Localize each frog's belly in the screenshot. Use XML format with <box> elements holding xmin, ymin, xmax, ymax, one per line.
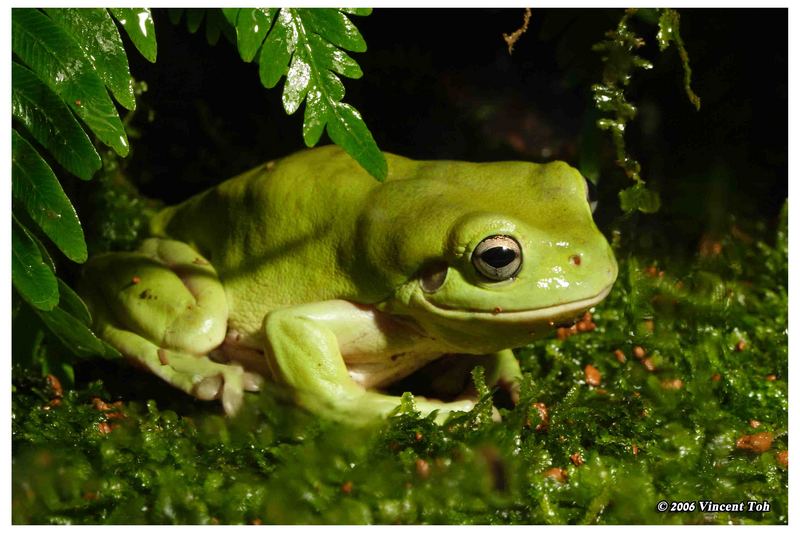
<box><xmin>344</xmin><ymin>350</ymin><xmax>444</xmax><ymax>389</ymax></box>
<box><xmin>214</xmin><ymin>325</ymin><xmax>446</xmax><ymax>390</ymax></box>
<box><xmin>215</xmin><ymin>299</ymin><xmax>453</xmax><ymax>390</ymax></box>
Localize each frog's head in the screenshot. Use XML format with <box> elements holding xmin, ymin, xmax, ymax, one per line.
<box><xmin>361</xmin><ymin>156</ymin><xmax>618</xmax><ymax>353</ymax></box>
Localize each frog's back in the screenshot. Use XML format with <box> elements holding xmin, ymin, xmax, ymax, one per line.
<box><xmin>149</xmin><ymin>146</ymin><xmax>413</xmax><ymax>339</ymax></box>
<box><xmin>149</xmin><ymin>145</ymin><xmax>564</xmax><ymax>344</ymax></box>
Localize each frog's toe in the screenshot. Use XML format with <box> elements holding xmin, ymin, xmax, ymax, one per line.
<box><xmin>218</xmin><ymin>365</ymin><xmax>246</xmax><ymax>415</ymax></box>
<box><xmin>189</xmin><ymin>364</ymin><xmax>250</xmax><ymax>415</ymax></box>
<box><xmin>194</xmin><ymin>374</ymin><xmax>223</xmax><ymax>400</ymax></box>
<box><xmin>242</xmin><ymin>371</ymin><xmax>264</xmax><ymax>392</ymax></box>
<box><xmin>221</xmin><ymin>383</ymin><xmax>244</xmax><ymax>415</ymax></box>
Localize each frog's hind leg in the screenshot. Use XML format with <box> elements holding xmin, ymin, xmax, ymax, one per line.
<box><xmin>80</xmin><ymin>238</ymin><xmax>261</xmax><ymax>414</ymax></box>
<box><xmin>98</xmin><ymin>321</ymin><xmax>256</xmax><ymax>413</ymax></box>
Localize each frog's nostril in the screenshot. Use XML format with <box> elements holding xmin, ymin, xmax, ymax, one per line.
<box><xmin>569</xmin><ymin>254</ymin><xmax>582</xmax><ymax>266</ymax></box>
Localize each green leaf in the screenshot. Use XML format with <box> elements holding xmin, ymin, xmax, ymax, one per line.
<box><xmin>309</xmin><ymin>33</ymin><xmax>363</xmax><ymax>79</ymax></box>
<box><xmin>282</xmin><ymin>52</ymin><xmax>312</xmax><ymax>114</ymax></box>
<box><xmin>167</xmin><ymin>8</ymin><xmax>184</xmax><ymax>25</ymax></box>
<box><xmin>45</xmin><ymin>279</ymin><xmax>122</xmax><ymax>359</ymax></box>
<box><xmin>185</xmin><ymin>8</ymin><xmax>205</xmax><ymax>34</ymax></box>
<box><xmin>303</xmin><ymin>88</ymin><xmax>327</xmax><ymax>146</ymax></box>
<box><xmin>12</xmin><ymin>216</ymin><xmax>59</xmax><ymax>311</ymax></box>
<box><xmin>44</xmin><ymin>8</ymin><xmax>136</xmax><ymax>110</ymax></box>
<box><xmin>259</xmin><ymin>10</ymin><xmax>294</xmax><ymax>89</ymax></box>
<box><xmin>326</xmin><ymin>103</ymin><xmax>387</xmax><ymax>181</ymax></box>
<box><xmin>171</xmin><ymin>8</ymin><xmax>231</xmax><ymax>46</ymax></box>
<box><xmin>340</xmin><ymin>8</ymin><xmax>372</xmax><ymax>16</ymax></box>
<box><xmin>299</xmin><ymin>9</ymin><xmax>367</xmax><ymax>53</ymax></box>
<box><xmin>56</xmin><ymin>278</ymin><xmax>92</xmax><ymax>326</ymax></box>
<box><xmin>110</xmin><ymin>8</ymin><xmax>157</xmax><ymax>63</ymax></box>
<box><xmin>34</xmin><ymin>304</ymin><xmax>121</xmax><ymax>360</ymax></box>
<box><xmin>253</xmin><ymin>8</ymin><xmax>386</xmax><ymax>180</ymax></box>
<box><xmin>33</xmin><ymin>229</ymin><xmax>57</xmax><ymax>273</ymax></box>
<box><xmin>222</xmin><ymin>8</ymin><xmax>239</xmax><ymax>26</ymax></box>
<box><xmin>204</xmin><ymin>9</ymin><xmax>228</xmax><ymax>46</ymax></box>
<box><xmin>12</xmin><ymin>61</ymin><xmax>101</xmax><ymax>181</ymax></box>
<box><xmin>619</xmin><ymin>183</ymin><xmax>661</xmax><ymax>214</ymax></box>
<box><xmin>15</xmin><ymin>270</ymin><xmax>121</xmax><ymax>361</ymax></box>
<box><xmin>235</xmin><ymin>8</ymin><xmax>278</xmax><ymax>62</ymax></box>
<box><xmin>319</xmin><ymin>69</ymin><xmax>345</xmax><ymax>100</ymax></box>
<box><xmin>12</xmin><ymin>8</ymin><xmax>130</xmax><ymax>156</ymax></box>
<box><xmin>12</xmin><ymin>129</ymin><xmax>88</xmax><ymax>263</ymax></box>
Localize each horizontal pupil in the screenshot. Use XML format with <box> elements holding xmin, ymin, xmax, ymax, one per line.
<box><xmin>481</xmin><ymin>246</ymin><xmax>516</xmax><ymax>268</ymax></box>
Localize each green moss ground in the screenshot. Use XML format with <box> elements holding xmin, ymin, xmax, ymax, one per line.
<box><xmin>12</xmin><ymin>207</ymin><xmax>787</xmax><ymax>524</ymax></box>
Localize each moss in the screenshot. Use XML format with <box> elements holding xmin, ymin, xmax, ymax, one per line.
<box><xmin>12</xmin><ymin>206</ymin><xmax>787</xmax><ymax>524</ymax></box>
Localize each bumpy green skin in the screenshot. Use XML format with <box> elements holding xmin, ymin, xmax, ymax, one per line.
<box><xmin>80</xmin><ymin>145</ymin><xmax>617</xmax><ymax>424</ymax></box>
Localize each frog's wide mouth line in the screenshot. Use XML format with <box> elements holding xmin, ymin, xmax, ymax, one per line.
<box><xmin>417</xmin><ymin>283</ymin><xmax>615</xmax><ymax>323</ymax></box>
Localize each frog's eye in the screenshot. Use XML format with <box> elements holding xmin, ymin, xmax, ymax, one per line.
<box><xmin>584</xmin><ymin>178</ymin><xmax>598</xmax><ymax>214</ymax></box>
<box><xmin>472</xmin><ymin>235</ymin><xmax>522</xmax><ymax>281</ymax></box>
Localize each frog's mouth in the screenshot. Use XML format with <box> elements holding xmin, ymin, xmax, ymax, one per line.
<box><xmin>415</xmin><ymin>282</ymin><xmax>614</xmax><ymax>325</ymax></box>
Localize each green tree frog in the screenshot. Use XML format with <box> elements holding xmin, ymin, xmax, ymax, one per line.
<box><xmin>80</xmin><ymin>146</ymin><xmax>617</xmax><ymax>424</ymax></box>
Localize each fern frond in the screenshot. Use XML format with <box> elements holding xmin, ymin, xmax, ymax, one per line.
<box><xmin>12</xmin><ymin>215</ymin><xmax>59</xmax><ymax>311</ymax></box>
<box><xmin>168</xmin><ymin>7</ymin><xmax>385</xmax><ymax>179</ymax></box>
<box><xmin>11</xmin><ymin>130</ymin><xmax>87</xmax><ymax>263</ymax></box>
<box><xmin>12</xmin><ymin>62</ymin><xmax>102</xmax><ymax>181</ymax></box>
<box><xmin>12</xmin><ymin>8</ymin><xmax>130</xmax><ymax>156</ymax></box>
<box><xmin>33</xmin><ymin>279</ymin><xmax>122</xmax><ymax>360</ymax></box>
<box><xmin>230</xmin><ymin>7</ymin><xmax>387</xmax><ymax>181</ymax></box>
<box><xmin>45</xmin><ymin>8</ymin><xmax>137</xmax><ymax>110</ymax></box>
<box><xmin>170</xmin><ymin>8</ymin><xmax>235</xmax><ymax>46</ymax></box>
<box><xmin>11</xmin><ymin>7</ymin><xmax>151</xmax><ymax>358</ymax></box>
<box><xmin>109</xmin><ymin>8</ymin><xmax>157</xmax><ymax>63</ymax></box>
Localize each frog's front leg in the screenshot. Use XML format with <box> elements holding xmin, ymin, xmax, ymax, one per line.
<box><xmin>263</xmin><ymin>300</ymin><xmax>475</xmax><ymax>425</ymax></box>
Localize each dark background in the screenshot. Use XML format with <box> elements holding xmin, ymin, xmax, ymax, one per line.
<box><xmin>122</xmin><ymin>8</ymin><xmax>787</xmax><ymax>255</ymax></box>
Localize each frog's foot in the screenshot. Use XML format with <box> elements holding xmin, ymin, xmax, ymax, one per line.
<box><xmin>101</xmin><ymin>324</ymin><xmax>260</xmax><ymax>415</ymax></box>
<box><xmin>80</xmin><ymin>238</ymin><xmax>255</xmax><ymax>414</ymax></box>
<box><xmin>193</xmin><ymin>363</ymin><xmax>265</xmax><ymax>410</ymax></box>
<box><xmin>159</xmin><ymin>348</ymin><xmax>249</xmax><ymax>415</ymax></box>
